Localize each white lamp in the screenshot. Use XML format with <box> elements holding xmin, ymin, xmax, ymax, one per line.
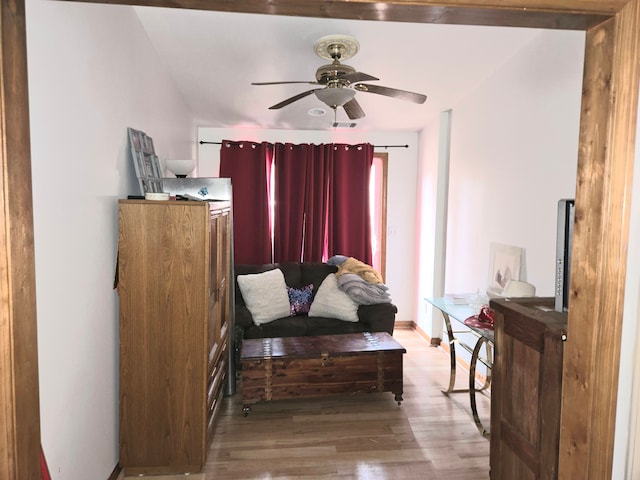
<box><xmin>165</xmin><ymin>159</ymin><xmax>195</xmax><ymax>178</ymax></box>
<box><xmin>314</xmin><ymin>87</ymin><xmax>356</xmax><ymax>108</ymax></box>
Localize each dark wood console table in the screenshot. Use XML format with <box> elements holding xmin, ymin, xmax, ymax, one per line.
<box><xmin>489</xmin><ymin>297</ymin><xmax>567</xmax><ymax>480</ymax></box>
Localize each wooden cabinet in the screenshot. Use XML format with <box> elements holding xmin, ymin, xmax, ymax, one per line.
<box><xmin>489</xmin><ymin>297</ymin><xmax>567</xmax><ymax>480</ymax></box>
<box><xmin>117</xmin><ymin>199</ymin><xmax>232</xmax><ymax>475</ymax></box>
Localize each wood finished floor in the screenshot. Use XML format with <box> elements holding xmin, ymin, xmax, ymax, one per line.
<box><xmin>124</xmin><ymin>328</ymin><xmax>490</xmax><ymax>479</ymax></box>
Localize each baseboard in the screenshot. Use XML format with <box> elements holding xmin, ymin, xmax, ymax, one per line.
<box><xmin>394</xmin><ymin>320</ymin><xmax>413</xmax><ymax>330</ymax></box>
<box><xmin>109</xmin><ymin>463</ymin><xmax>123</xmax><ymax>480</ymax></box>
<box><xmin>411</xmin><ymin>321</ymin><xmax>442</xmax><ymax>347</ymax></box>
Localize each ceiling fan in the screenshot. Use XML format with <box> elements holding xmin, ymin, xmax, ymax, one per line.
<box><xmin>251</xmin><ymin>34</ymin><xmax>427</xmax><ymax>120</ymax></box>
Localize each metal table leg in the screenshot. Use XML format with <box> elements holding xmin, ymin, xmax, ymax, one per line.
<box><xmin>469</xmin><ymin>336</ymin><xmax>492</xmax><ymax>438</ymax></box>
<box><xmin>441</xmin><ymin>311</ymin><xmax>471</xmax><ymax>395</ymax></box>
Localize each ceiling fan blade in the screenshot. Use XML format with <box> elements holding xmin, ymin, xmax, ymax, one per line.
<box><xmin>252</xmin><ymin>81</ymin><xmax>319</xmax><ymax>86</ymax></box>
<box><xmin>269</xmin><ymin>89</ymin><xmax>319</xmax><ymax>109</ymax></box>
<box><xmin>343</xmin><ymin>98</ymin><xmax>365</xmax><ymax>120</ymax></box>
<box><xmin>341</xmin><ymin>72</ymin><xmax>379</xmax><ymax>84</ymax></box>
<box><xmin>355</xmin><ymin>84</ymin><xmax>427</xmax><ymax>104</ymax></box>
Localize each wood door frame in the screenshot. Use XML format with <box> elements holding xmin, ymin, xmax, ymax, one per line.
<box><xmin>372</xmin><ymin>152</ymin><xmax>389</xmax><ymax>282</ymax></box>
<box><xmin>3</xmin><ymin>1</ymin><xmax>638</xmax><ymax>478</ymax></box>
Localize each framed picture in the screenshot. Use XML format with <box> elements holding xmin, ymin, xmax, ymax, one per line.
<box><xmin>144</xmin><ymin>179</ymin><xmax>164</xmax><ymax>193</ymax></box>
<box><xmin>128</xmin><ymin>127</ymin><xmax>162</xmax><ymax>194</ymax></box>
<box><xmin>129</xmin><ymin>130</ymin><xmax>142</xmax><ymax>151</ymax></box>
<box><xmin>145</xmin><ymin>136</ymin><xmax>155</xmax><ymax>154</ymax></box>
<box><xmin>132</xmin><ymin>151</ymin><xmax>146</xmax><ymax>179</ymax></box>
<box><xmin>150</xmin><ymin>154</ymin><xmax>161</xmax><ymax>178</ymax></box>
<box><xmin>488</xmin><ymin>243</ymin><xmax>525</xmax><ymax>292</ymax></box>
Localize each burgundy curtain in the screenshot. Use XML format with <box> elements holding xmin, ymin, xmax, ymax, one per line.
<box><xmin>272</xmin><ymin>142</ymin><xmax>373</xmax><ymax>264</ymax></box>
<box><xmin>302</xmin><ymin>145</ymin><xmax>331</xmax><ymax>262</ymax></box>
<box><xmin>325</xmin><ymin>143</ymin><xmax>373</xmax><ymax>264</ymax></box>
<box><xmin>272</xmin><ymin>143</ymin><xmax>308</xmax><ymax>262</ymax></box>
<box><xmin>219</xmin><ymin>140</ymin><xmax>273</xmax><ymax>265</ymax></box>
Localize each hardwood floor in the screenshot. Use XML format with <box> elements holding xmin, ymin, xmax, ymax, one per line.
<box><xmin>124</xmin><ymin>328</ymin><xmax>490</xmax><ymax>479</ymax></box>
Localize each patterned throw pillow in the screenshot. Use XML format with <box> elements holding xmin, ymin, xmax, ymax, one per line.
<box><xmin>287</xmin><ymin>284</ymin><xmax>314</xmax><ymax>316</ymax></box>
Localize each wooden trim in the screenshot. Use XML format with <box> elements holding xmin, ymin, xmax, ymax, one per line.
<box><xmin>108</xmin><ymin>464</ymin><xmax>123</xmax><ymax>480</ymax></box>
<box><xmin>75</xmin><ymin>0</ymin><xmax>618</xmax><ymax>29</ymax></box>
<box><xmin>393</xmin><ymin>320</ymin><xmax>414</xmax><ymax>330</ymax></box>
<box><xmin>0</xmin><ymin>0</ymin><xmax>42</xmax><ymax>478</ymax></box>
<box><xmin>412</xmin><ymin>321</ymin><xmax>443</xmax><ymax>349</ymax></box>
<box><xmin>559</xmin><ymin>1</ymin><xmax>640</xmax><ymax>478</ymax></box>
<box><xmin>374</xmin><ymin>152</ymin><xmax>388</xmax><ymax>282</ymax></box>
<box><xmin>3</xmin><ymin>2</ymin><xmax>638</xmax><ymax>479</ymax></box>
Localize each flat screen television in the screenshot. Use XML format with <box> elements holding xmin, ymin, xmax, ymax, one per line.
<box><xmin>555</xmin><ymin>199</ymin><xmax>575</xmax><ymax>312</ymax></box>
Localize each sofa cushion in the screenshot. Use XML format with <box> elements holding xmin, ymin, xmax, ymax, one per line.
<box><xmin>287</xmin><ymin>284</ymin><xmax>314</xmax><ymax>315</ymax></box>
<box><xmin>308</xmin><ymin>273</ymin><xmax>359</xmax><ymax>322</ymax></box>
<box><xmin>299</xmin><ymin>262</ymin><xmax>338</xmax><ymax>291</ymax></box>
<box><xmin>237</xmin><ymin>268</ymin><xmax>290</xmax><ymax>325</ymax></box>
<box><xmin>242</xmin><ymin>316</ymin><xmax>309</xmax><ymax>339</ymax></box>
<box><xmin>304</xmin><ymin>316</ymin><xmax>367</xmax><ymax>336</ymax></box>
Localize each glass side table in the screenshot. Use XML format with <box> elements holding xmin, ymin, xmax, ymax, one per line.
<box><xmin>426</xmin><ymin>296</ymin><xmax>494</xmax><ymax>437</ymax></box>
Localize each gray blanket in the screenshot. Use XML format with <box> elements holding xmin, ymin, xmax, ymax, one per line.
<box><xmin>337</xmin><ymin>273</ymin><xmax>392</xmax><ymax>305</ymax></box>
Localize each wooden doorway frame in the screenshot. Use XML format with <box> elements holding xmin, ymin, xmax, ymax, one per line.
<box><xmin>372</xmin><ymin>151</ymin><xmax>389</xmax><ymax>282</ymax></box>
<box><xmin>2</xmin><ymin>1</ymin><xmax>638</xmax><ymax>478</ymax></box>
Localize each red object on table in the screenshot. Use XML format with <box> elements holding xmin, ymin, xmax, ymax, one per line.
<box><xmin>464</xmin><ymin>305</ymin><xmax>496</xmax><ymax>330</ymax></box>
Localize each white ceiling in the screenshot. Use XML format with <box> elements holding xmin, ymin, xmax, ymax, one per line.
<box><xmin>133</xmin><ymin>7</ymin><xmax>548</xmax><ymax>132</ymax></box>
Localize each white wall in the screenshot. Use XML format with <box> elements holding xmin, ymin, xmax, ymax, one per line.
<box><xmin>26</xmin><ymin>1</ymin><xmax>194</xmax><ymax>477</ymax></box>
<box><xmin>444</xmin><ymin>30</ymin><xmax>584</xmax><ymax>296</ymax></box>
<box><xmin>197</xmin><ymin>127</ymin><xmax>419</xmax><ymax>322</ymax></box>
<box><xmin>415</xmin><ymin>29</ymin><xmax>584</xmax><ymax>337</ymax></box>
<box><xmin>613</xmin><ymin>85</ymin><xmax>640</xmax><ymax>479</ymax></box>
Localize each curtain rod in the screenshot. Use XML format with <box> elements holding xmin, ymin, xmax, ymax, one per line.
<box><xmin>199</xmin><ymin>141</ymin><xmax>408</xmax><ymax>149</ymax></box>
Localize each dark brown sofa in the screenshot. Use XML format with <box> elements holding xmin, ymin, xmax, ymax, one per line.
<box><xmin>233</xmin><ymin>262</ymin><xmax>397</xmax><ymax>341</ymax></box>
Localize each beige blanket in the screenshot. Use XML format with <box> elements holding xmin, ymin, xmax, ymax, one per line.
<box><xmin>335</xmin><ymin>257</ymin><xmax>383</xmax><ymax>284</ymax></box>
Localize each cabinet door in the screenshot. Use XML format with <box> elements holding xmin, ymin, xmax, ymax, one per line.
<box><xmin>490</xmin><ymin>311</ymin><xmax>564</xmax><ymax>480</ymax></box>
<box><xmin>208</xmin><ymin>211</ymin><xmax>220</xmax><ymax>357</ymax></box>
<box><xmin>208</xmin><ymin>209</ymin><xmax>231</xmax><ymax>357</ymax></box>
<box><xmin>218</xmin><ymin>209</ymin><xmax>231</xmax><ymax>340</ymax></box>
<box><xmin>118</xmin><ymin>201</ymin><xmax>209</xmax><ymax>473</ymax></box>
<box><xmin>206</xmin><ymin>208</ymin><xmax>230</xmax><ymax>443</ymax></box>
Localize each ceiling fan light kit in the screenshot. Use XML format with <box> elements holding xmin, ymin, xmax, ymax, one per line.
<box><xmin>313</xmin><ymin>34</ymin><xmax>360</xmax><ymax>61</ymax></box>
<box><xmin>251</xmin><ymin>34</ymin><xmax>427</xmax><ymax>121</ymax></box>
<box><xmin>314</xmin><ymin>87</ymin><xmax>356</xmax><ymax>108</ymax></box>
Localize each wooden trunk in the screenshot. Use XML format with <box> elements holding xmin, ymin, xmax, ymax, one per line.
<box><xmin>490</xmin><ymin>297</ymin><xmax>567</xmax><ymax>480</ymax></box>
<box><xmin>240</xmin><ymin>332</ymin><xmax>405</xmax><ymax>409</ymax></box>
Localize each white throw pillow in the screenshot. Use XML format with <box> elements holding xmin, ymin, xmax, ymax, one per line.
<box><xmin>237</xmin><ymin>269</ymin><xmax>291</xmax><ymax>325</ymax></box>
<box><xmin>308</xmin><ymin>273</ymin><xmax>359</xmax><ymax>322</ymax></box>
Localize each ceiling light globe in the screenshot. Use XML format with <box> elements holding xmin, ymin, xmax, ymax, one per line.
<box><xmin>314</xmin><ymin>88</ymin><xmax>356</xmax><ymax>108</ymax></box>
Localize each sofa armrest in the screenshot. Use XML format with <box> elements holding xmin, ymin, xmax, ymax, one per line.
<box><xmin>235</xmin><ymin>305</ymin><xmax>255</xmax><ymax>329</ymax></box>
<box><xmin>357</xmin><ymin>303</ymin><xmax>398</xmax><ymax>335</ymax></box>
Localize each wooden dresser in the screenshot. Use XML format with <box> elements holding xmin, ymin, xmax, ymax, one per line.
<box><xmin>117</xmin><ymin>199</ymin><xmax>232</xmax><ymax>475</ymax></box>
<box><xmin>489</xmin><ymin>297</ymin><xmax>567</xmax><ymax>480</ymax></box>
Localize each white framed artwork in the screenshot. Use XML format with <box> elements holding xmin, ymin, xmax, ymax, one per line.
<box><xmin>488</xmin><ymin>243</ymin><xmax>525</xmax><ymax>292</ymax></box>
